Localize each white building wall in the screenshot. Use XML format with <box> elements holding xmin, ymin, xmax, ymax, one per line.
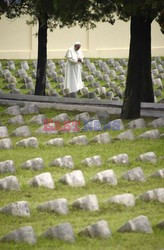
<box><xmin>0</xmin><ymin>15</ymin><xmax>163</xmax><ymax>59</ymax></box>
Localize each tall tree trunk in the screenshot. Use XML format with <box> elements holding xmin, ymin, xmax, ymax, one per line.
<box><xmin>141</xmin><ymin>18</ymin><xmax>154</xmax><ymax>102</ymax></box>
<box><xmin>35</xmin><ymin>16</ymin><xmax>47</xmax><ymax>96</ymax></box>
<box><xmin>121</xmin><ymin>15</ymin><xmax>154</xmax><ymax>119</ymax></box>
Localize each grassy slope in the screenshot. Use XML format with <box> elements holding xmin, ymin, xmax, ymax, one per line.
<box><xmin>0</xmin><ymin>105</ymin><xmax>164</xmax><ymax>250</ymax></box>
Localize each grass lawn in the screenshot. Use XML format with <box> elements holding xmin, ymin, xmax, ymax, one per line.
<box><xmin>0</xmin><ymin>104</ymin><xmax>164</xmax><ymax>250</ymax></box>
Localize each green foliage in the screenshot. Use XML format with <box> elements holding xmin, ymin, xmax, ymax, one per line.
<box><xmin>0</xmin><ymin>1</ymin><xmax>7</xmax><ymax>17</ymax></box>
<box><xmin>0</xmin><ymin>0</ymin><xmax>20</xmax><ymax>18</ymax></box>
<box><xmin>90</xmin><ymin>0</ymin><xmax>164</xmax><ymax>29</ymax></box>
<box><xmin>156</xmin><ymin>8</ymin><xmax>164</xmax><ymax>34</ymax></box>
<box><xmin>115</xmin><ymin>0</ymin><xmax>157</xmax><ymax>20</ymax></box>
<box><xmin>1</xmin><ymin>0</ymin><xmax>163</xmax><ymax>32</ymax></box>
<box><xmin>0</xmin><ymin>0</ymin><xmax>97</xmax><ymax>30</ymax></box>
<box><xmin>88</xmin><ymin>0</ymin><xmax>116</xmax><ymax>25</ymax></box>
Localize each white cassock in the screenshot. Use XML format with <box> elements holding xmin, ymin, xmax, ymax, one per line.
<box><xmin>64</xmin><ymin>45</ymin><xmax>84</xmax><ymax>93</ymax></box>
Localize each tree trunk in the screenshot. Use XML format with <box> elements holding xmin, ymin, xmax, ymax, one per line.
<box><xmin>141</xmin><ymin>18</ymin><xmax>154</xmax><ymax>102</ymax></box>
<box><xmin>35</xmin><ymin>16</ymin><xmax>47</xmax><ymax>95</ymax></box>
<box><xmin>121</xmin><ymin>15</ymin><xmax>154</xmax><ymax>119</ymax></box>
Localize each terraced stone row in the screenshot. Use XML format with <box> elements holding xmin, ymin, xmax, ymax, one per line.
<box><xmin>0</xmin><ymin>127</ymin><xmax>163</xmax><ymax>150</ymax></box>
<box><xmin>1</xmin><ymin>106</ymin><xmax>164</xmax><ymax>129</ymax></box>
<box><xmin>0</xmin><ymin>150</ymin><xmax>162</xmax><ymax>171</ymax></box>
<box><xmin>1</xmin><ymin>108</ymin><xmax>164</xmax><ymax>135</ymax></box>
<box><xmin>0</xmin><ymin>163</ymin><xmax>163</xmax><ymax>191</ymax></box>
<box><xmin>1</xmin><ymin>215</ymin><xmax>163</xmax><ymax>245</ymax></box>
<box><xmin>1</xmin><ymin>187</ymin><xmax>164</xmax><ymax>219</ymax></box>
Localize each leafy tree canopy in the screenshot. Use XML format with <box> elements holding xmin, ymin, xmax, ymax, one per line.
<box><xmin>91</xmin><ymin>0</ymin><xmax>164</xmax><ymax>30</ymax></box>
<box><xmin>115</xmin><ymin>0</ymin><xmax>164</xmax><ymax>22</ymax></box>
<box><xmin>1</xmin><ymin>0</ymin><xmax>98</xmax><ymax>30</ymax></box>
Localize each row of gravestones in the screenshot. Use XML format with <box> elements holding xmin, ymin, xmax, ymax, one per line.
<box><xmin>1</xmin><ymin>104</ymin><xmax>164</xmax><ymax>131</ymax></box>
<box><xmin>1</xmin><ymin>112</ymin><xmax>164</xmax><ymax>133</ymax></box>
<box><xmin>0</xmin><ymin>58</ymin><xmax>163</xmax><ymax>78</ymax></box>
<box><xmin>2</xmin><ymin>57</ymin><xmax>163</xmax><ymax>83</ymax></box>
<box><xmin>1</xmin><ymin>107</ymin><xmax>164</xmax><ymax>148</ymax></box>
<box><xmin>0</xmin><ymin>80</ymin><xmax>163</xmax><ymax>102</ymax></box>
<box><xmin>0</xmin><ymin>186</ymin><xmax>164</xmax><ymax>217</ymax></box>
<box><xmin>1</xmin><ymin>117</ymin><xmax>164</xmax><ymax>134</ymax></box>
<box><xmin>0</xmin><ymin>155</ymin><xmax>163</xmax><ymax>186</ymax></box>
<box><xmin>0</xmin><ymin>71</ymin><xmax>126</xmax><ymax>100</ymax></box>
<box><xmin>0</xmin><ymin>152</ymin><xmax>163</xmax><ymax>191</ymax></box>
<box><xmin>1</xmin><ymin>129</ymin><xmax>162</xmax><ymax>146</ymax></box>
<box><xmin>0</xmin><ymin>128</ymin><xmax>163</xmax><ymax>150</ymax></box>
<box><xmin>1</xmin><ymin>105</ymin><xmax>164</xmax><ymax>129</ymax></box>
<box><xmin>0</xmin><ymin>57</ymin><xmax>163</xmax><ymax>72</ymax></box>
<box><xmin>0</xmin><ymin>154</ymin><xmax>163</xmax><ymax>172</ymax></box>
<box><xmin>0</xmin><ymin>58</ymin><xmax>163</xmax><ymax>100</ymax></box>
<box><xmin>0</xmin><ymin>215</ymin><xmax>164</xmax><ymax>245</ymax></box>
<box><xmin>0</xmin><ymin>83</ymin><xmax>163</xmax><ymax>101</ymax></box>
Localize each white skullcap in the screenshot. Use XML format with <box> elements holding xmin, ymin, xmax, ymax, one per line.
<box><xmin>74</xmin><ymin>41</ymin><xmax>81</xmax><ymax>45</ymax></box>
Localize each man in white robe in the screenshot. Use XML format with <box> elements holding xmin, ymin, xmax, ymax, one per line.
<box><xmin>64</xmin><ymin>42</ymin><xmax>85</xmax><ymax>93</ymax></box>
